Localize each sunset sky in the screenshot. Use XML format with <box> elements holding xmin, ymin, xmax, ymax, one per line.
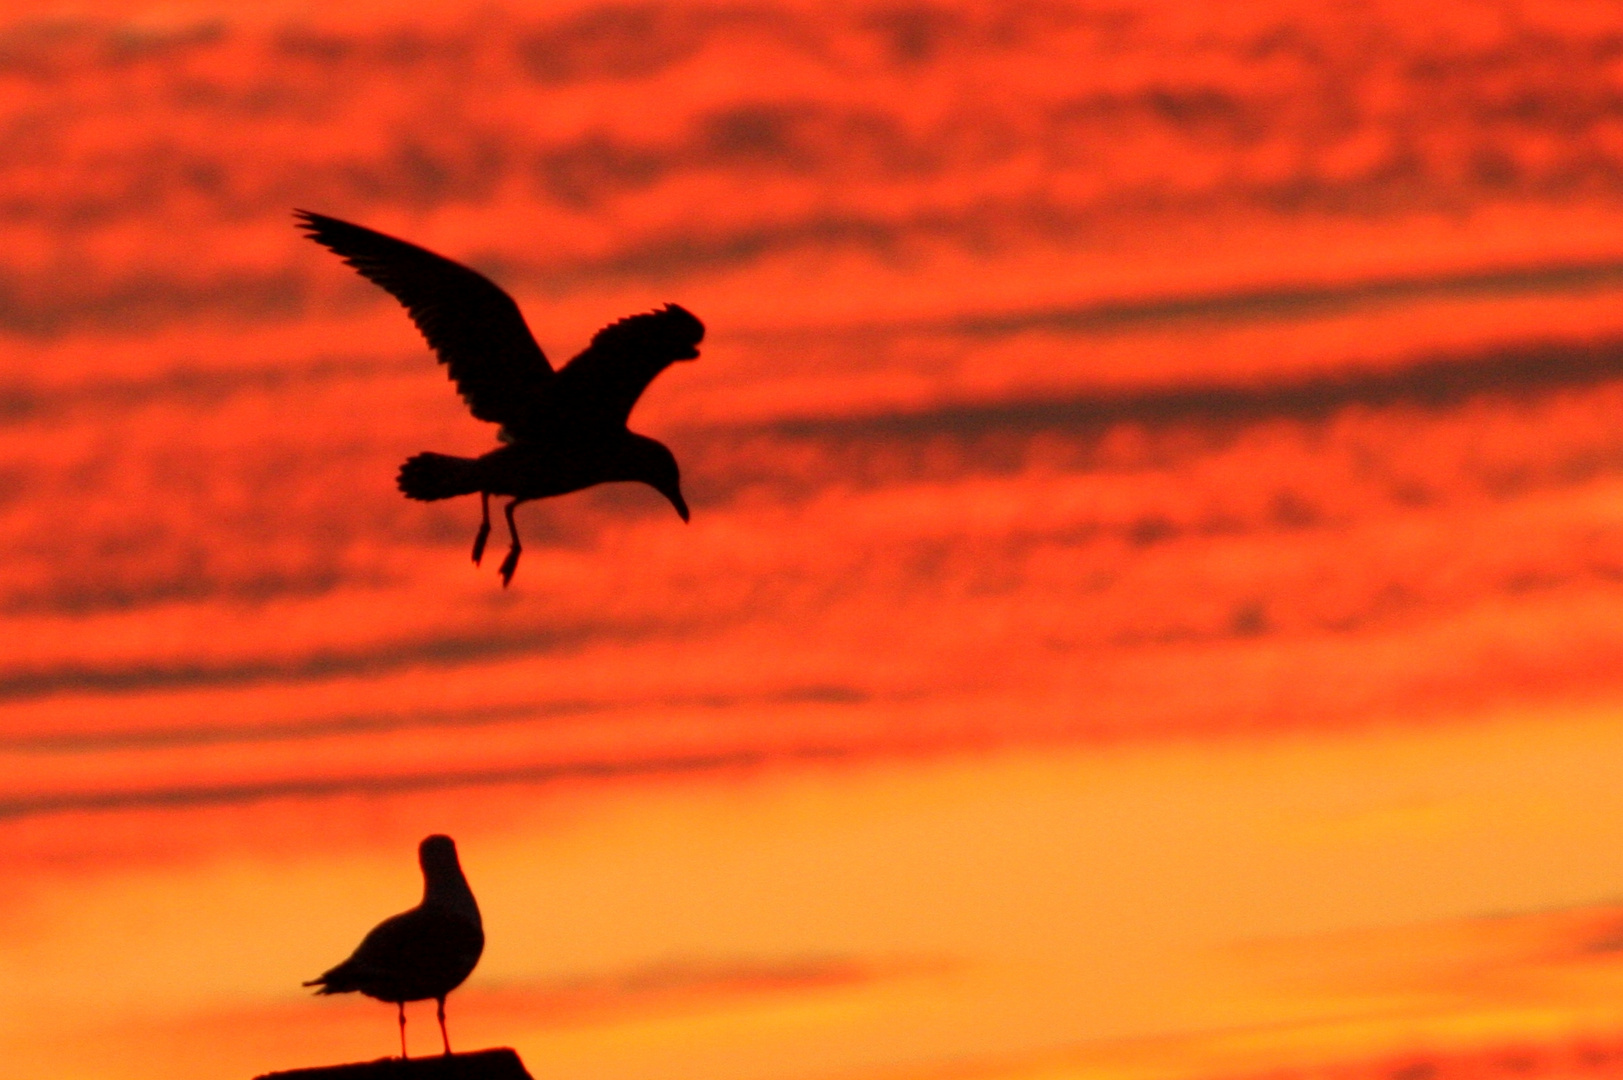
<box><xmin>9</xmin><ymin>3</ymin><xmax>1623</xmax><ymax>1080</ymax></box>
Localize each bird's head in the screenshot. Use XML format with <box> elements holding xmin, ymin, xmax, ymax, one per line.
<box><xmin>419</xmin><ymin>834</ymin><xmax>481</xmax><ymax>927</ymax></box>
<box><xmin>419</xmin><ymin>835</ymin><xmax>461</xmax><ymax>877</ymax></box>
<box><xmin>623</xmin><ymin>436</ymin><xmax>690</xmax><ymax>522</ymax></box>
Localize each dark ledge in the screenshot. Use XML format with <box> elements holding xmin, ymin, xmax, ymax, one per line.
<box><xmin>255</xmin><ymin>1048</ymin><xmax>533</xmax><ymax>1080</ymax></box>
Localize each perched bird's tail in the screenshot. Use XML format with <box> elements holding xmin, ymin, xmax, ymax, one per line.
<box><xmin>302</xmin><ymin>970</ymin><xmax>347</xmax><ymax>995</ymax></box>
<box><xmin>398</xmin><ymin>453</ymin><xmax>483</xmax><ymax>501</ymax></box>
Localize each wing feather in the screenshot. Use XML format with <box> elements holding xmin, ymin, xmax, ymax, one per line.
<box><xmin>295</xmin><ymin>210</ymin><xmax>553</xmax><ymax>434</ymax></box>
<box><xmin>556</xmin><ymin>304</ymin><xmax>704</xmax><ymax>430</ymax></box>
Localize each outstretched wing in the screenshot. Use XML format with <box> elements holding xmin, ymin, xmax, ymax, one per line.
<box><xmin>555</xmin><ymin>304</ymin><xmax>704</xmax><ymax>430</ymax></box>
<box><xmin>295</xmin><ymin>210</ymin><xmax>553</xmax><ymax>435</ymax></box>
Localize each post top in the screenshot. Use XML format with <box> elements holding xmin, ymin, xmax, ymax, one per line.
<box><xmin>254</xmin><ymin>1047</ymin><xmax>532</xmax><ymax>1080</ymax></box>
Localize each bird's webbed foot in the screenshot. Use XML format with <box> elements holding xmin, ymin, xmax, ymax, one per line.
<box><xmin>471</xmin><ymin>493</ymin><xmax>491</xmax><ymax>565</ymax></box>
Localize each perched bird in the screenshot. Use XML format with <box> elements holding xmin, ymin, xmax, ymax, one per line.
<box><xmin>304</xmin><ymin>835</ymin><xmax>484</xmax><ymax>1058</ymax></box>
<box><xmin>295</xmin><ymin>210</ymin><xmax>703</xmax><ymax>586</ymax></box>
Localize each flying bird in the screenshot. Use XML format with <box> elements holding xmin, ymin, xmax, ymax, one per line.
<box><xmin>295</xmin><ymin>210</ymin><xmax>703</xmax><ymax>586</ymax></box>
<box><xmin>304</xmin><ymin>835</ymin><xmax>484</xmax><ymax>1058</ymax></box>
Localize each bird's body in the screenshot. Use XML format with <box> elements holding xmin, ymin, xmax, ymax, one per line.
<box><xmin>295</xmin><ymin>209</ymin><xmax>702</xmax><ymax>585</ymax></box>
<box><xmin>399</xmin><ymin>432</ymin><xmax>675</xmax><ymax>504</ymax></box>
<box><xmin>305</xmin><ymin>835</ymin><xmax>483</xmax><ymax>1058</ymax></box>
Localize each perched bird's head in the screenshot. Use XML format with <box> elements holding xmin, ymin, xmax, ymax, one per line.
<box><xmin>419</xmin><ymin>834</ymin><xmax>482</xmax><ymax>928</ymax></box>
<box><xmin>419</xmin><ymin>835</ymin><xmax>461</xmax><ymax>878</ymax></box>
<box><xmin>623</xmin><ymin>436</ymin><xmax>690</xmax><ymax>522</ymax></box>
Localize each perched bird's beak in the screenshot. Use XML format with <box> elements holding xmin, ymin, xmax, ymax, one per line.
<box><xmin>671</xmin><ymin>490</ymin><xmax>691</xmax><ymax>522</ymax></box>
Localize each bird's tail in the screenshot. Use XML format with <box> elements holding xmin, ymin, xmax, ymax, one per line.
<box><xmin>305</xmin><ymin>967</ymin><xmax>357</xmax><ymax>993</ymax></box>
<box><xmin>397</xmin><ymin>453</ymin><xmax>483</xmax><ymax>501</ymax></box>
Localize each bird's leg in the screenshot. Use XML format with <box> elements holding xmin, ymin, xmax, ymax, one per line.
<box><xmin>438</xmin><ymin>997</ymin><xmax>451</xmax><ymax>1056</ymax></box>
<box><xmin>398</xmin><ymin>1001</ymin><xmax>408</xmax><ymax>1060</ymax></box>
<box><xmin>498</xmin><ymin>499</ymin><xmax>523</xmax><ymax>587</ymax></box>
<box><xmin>471</xmin><ymin>492</ymin><xmax>491</xmax><ymax>565</ymax></box>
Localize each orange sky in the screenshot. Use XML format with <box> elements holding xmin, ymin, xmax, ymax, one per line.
<box><xmin>8</xmin><ymin>3</ymin><xmax>1623</xmax><ymax>1080</ymax></box>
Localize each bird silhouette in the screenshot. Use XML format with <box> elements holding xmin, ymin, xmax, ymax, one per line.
<box><xmin>304</xmin><ymin>835</ymin><xmax>484</xmax><ymax>1058</ymax></box>
<box><xmin>295</xmin><ymin>210</ymin><xmax>703</xmax><ymax>586</ymax></box>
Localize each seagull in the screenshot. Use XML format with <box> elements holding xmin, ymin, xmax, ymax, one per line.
<box><xmin>295</xmin><ymin>210</ymin><xmax>703</xmax><ymax>586</ymax></box>
<box><xmin>304</xmin><ymin>835</ymin><xmax>484</xmax><ymax>1058</ymax></box>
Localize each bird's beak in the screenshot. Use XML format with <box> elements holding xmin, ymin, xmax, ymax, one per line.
<box><xmin>670</xmin><ymin>490</ymin><xmax>690</xmax><ymax>522</ymax></box>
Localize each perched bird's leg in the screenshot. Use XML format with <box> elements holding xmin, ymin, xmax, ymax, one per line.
<box><xmin>471</xmin><ymin>491</ymin><xmax>492</xmax><ymax>565</ymax></box>
<box><xmin>398</xmin><ymin>1001</ymin><xmax>408</xmax><ymax>1059</ymax></box>
<box><xmin>438</xmin><ymin>996</ymin><xmax>451</xmax><ymax>1056</ymax></box>
<box><xmin>498</xmin><ymin>499</ymin><xmax>523</xmax><ymax>587</ymax></box>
